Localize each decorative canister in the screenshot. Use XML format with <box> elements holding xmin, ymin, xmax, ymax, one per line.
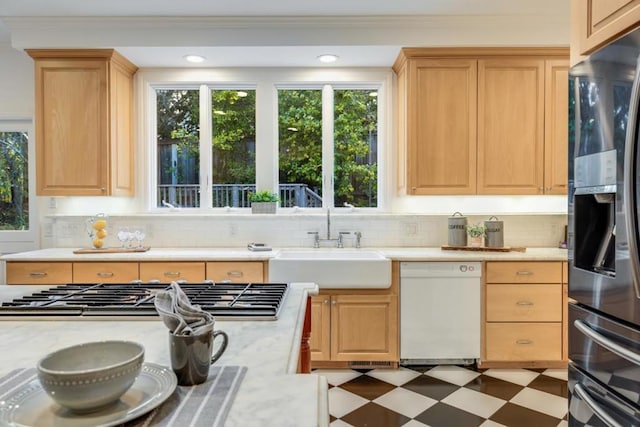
<box><xmin>484</xmin><ymin>216</ymin><xmax>504</xmax><ymax>248</ymax></box>
<box><xmin>448</xmin><ymin>212</ymin><xmax>468</xmax><ymax>246</ymax></box>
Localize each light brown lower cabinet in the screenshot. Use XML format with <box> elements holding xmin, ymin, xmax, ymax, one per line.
<box><xmin>139</xmin><ymin>262</ymin><xmax>205</xmax><ymax>283</ymax></box>
<box><xmin>6</xmin><ymin>262</ymin><xmax>73</xmax><ymax>285</ymax></box>
<box><xmin>481</xmin><ymin>261</ymin><xmax>567</xmax><ymax>368</ymax></box>
<box><xmin>311</xmin><ymin>294</ymin><xmax>398</xmax><ymax>364</ymax></box>
<box><xmin>73</xmin><ymin>262</ymin><xmax>139</xmax><ymax>283</ymax></box>
<box><xmin>205</xmin><ymin>261</ymin><xmax>264</xmax><ymax>283</ymax></box>
<box><xmin>6</xmin><ymin>260</ymin><xmax>267</xmax><ymax>285</ymax></box>
<box><xmin>310</xmin><ymin>262</ymin><xmax>400</xmax><ymax>368</ymax></box>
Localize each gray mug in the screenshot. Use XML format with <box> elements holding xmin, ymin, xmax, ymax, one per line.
<box><xmin>169</xmin><ymin>330</ymin><xmax>228</xmax><ymax>386</ymax></box>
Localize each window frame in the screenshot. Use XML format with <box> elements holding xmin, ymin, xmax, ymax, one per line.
<box><xmin>139</xmin><ymin>68</ymin><xmax>392</xmax><ymax>213</ymax></box>
<box><xmin>0</xmin><ymin>117</ymin><xmax>38</xmax><ymax>253</ymax></box>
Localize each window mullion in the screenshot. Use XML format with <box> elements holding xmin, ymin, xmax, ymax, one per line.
<box><xmin>200</xmin><ymin>85</ymin><xmax>212</xmax><ymax>209</ymax></box>
<box><xmin>322</xmin><ymin>84</ymin><xmax>334</xmax><ymax>208</ymax></box>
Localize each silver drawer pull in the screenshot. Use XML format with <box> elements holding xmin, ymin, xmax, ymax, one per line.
<box><xmin>516</xmin><ymin>301</ymin><xmax>534</xmax><ymax>306</ymax></box>
<box><xmin>97</xmin><ymin>272</ymin><xmax>114</xmax><ymax>278</ymax></box>
<box><xmin>227</xmin><ymin>271</ymin><xmax>243</xmax><ymax>277</ymax></box>
<box><xmin>516</xmin><ymin>339</ymin><xmax>533</xmax><ymax>345</ymax></box>
<box><xmin>574</xmin><ymin>384</ymin><xmax>623</xmax><ymax>427</ymax></box>
<box><xmin>516</xmin><ymin>271</ymin><xmax>533</xmax><ymax>276</ymax></box>
<box><xmin>29</xmin><ymin>272</ymin><xmax>48</xmax><ymax>277</ymax></box>
<box><xmin>574</xmin><ymin>319</ymin><xmax>640</xmax><ymax>367</ymax></box>
<box><xmin>164</xmin><ymin>271</ymin><xmax>181</xmax><ymax>277</ymax></box>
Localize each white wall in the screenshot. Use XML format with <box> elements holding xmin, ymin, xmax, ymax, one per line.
<box><xmin>0</xmin><ymin>45</ymin><xmax>32</xmax><ymax>117</ymax></box>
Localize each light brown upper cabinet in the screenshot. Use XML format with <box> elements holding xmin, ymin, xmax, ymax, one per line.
<box><xmin>27</xmin><ymin>49</ymin><xmax>137</xmax><ymax>196</ymax></box>
<box><xmin>394</xmin><ymin>48</ymin><xmax>569</xmax><ymax>196</ymax></box>
<box><xmin>572</xmin><ymin>0</ymin><xmax>640</xmax><ymax>59</ymax></box>
<box><xmin>395</xmin><ymin>58</ymin><xmax>477</xmax><ymax>195</ymax></box>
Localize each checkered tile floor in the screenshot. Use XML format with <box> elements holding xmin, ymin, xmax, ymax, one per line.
<box><xmin>314</xmin><ymin>365</ymin><xmax>568</xmax><ymax>427</ymax></box>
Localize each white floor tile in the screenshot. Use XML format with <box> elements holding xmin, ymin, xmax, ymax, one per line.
<box><xmin>365</xmin><ymin>367</ymin><xmax>422</xmax><ymax>386</ymax></box>
<box><xmin>542</xmin><ymin>368</ymin><xmax>568</xmax><ymax>381</ymax></box>
<box><xmin>314</xmin><ymin>369</ymin><xmax>362</xmax><ymax>386</ymax></box>
<box><xmin>441</xmin><ymin>387</ymin><xmax>506</xmax><ymax>418</ymax></box>
<box><xmin>510</xmin><ymin>387</ymin><xmax>568</xmax><ymax>419</ymax></box>
<box><xmin>402</xmin><ymin>420</ymin><xmax>431</xmax><ymax>427</ymax></box>
<box><xmin>373</xmin><ymin>387</ymin><xmax>438</xmax><ymax>418</ymax></box>
<box><xmin>330</xmin><ymin>419</ymin><xmax>354</xmax><ymax>427</ymax></box>
<box><xmin>482</xmin><ymin>368</ymin><xmax>539</xmax><ymax>386</ymax></box>
<box><xmin>328</xmin><ymin>387</ymin><xmax>369</xmax><ymax>418</ymax></box>
<box><xmin>424</xmin><ymin>365</ymin><xmax>480</xmax><ymax>386</ymax></box>
<box><xmin>556</xmin><ymin>420</ymin><xmax>568</xmax><ymax>427</ymax></box>
<box><xmin>480</xmin><ymin>420</ymin><xmax>508</xmax><ymax>427</ymax></box>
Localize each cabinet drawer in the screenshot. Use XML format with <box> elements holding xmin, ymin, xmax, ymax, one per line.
<box><xmin>206</xmin><ymin>262</ymin><xmax>264</xmax><ymax>282</ymax></box>
<box><xmin>486</xmin><ymin>284</ymin><xmax>562</xmax><ymax>322</ymax></box>
<box><xmin>485</xmin><ymin>323</ymin><xmax>562</xmax><ymax>361</ymax></box>
<box><xmin>6</xmin><ymin>262</ymin><xmax>72</xmax><ymax>285</ymax></box>
<box><xmin>139</xmin><ymin>262</ymin><xmax>205</xmax><ymax>283</ymax></box>
<box><xmin>485</xmin><ymin>261</ymin><xmax>562</xmax><ymax>283</ymax></box>
<box><xmin>73</xmin><ymin>262</ymin><xmax>139</xmax><ymax>283</ymax></box>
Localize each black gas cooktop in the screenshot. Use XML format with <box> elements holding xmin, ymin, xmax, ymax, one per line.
<box><xmin>0</xmin><ymin>282</ymin><xmax>288</xmax><ymax>320</ymax></box>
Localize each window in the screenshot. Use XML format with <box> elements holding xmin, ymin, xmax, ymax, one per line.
<box><xmin>155</xmin><ymin>87</ymin><xmax>256</xmax><ymax>208</ymax></box>
<box><xmin>278</xmin><ymin>86</ymin><xmax>378</xmax><ymax>208</ymax></box>
<box><xmin>0</xmin><ymin>119</ymin><xmax>37</xmax><ymax>252</ymax></box>
<box><xmin>145</xmin><ymin>69</ymin><xmax>387</xmax><ymax>211</ymax></box>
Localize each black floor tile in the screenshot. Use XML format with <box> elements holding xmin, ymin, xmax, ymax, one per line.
<box><xmin>414</xmin><ymin>402</ymin><xmax>485</xmax><ymax>427</ymax></box>
<box><xmin>340</xmin><ymin>375</ymin><xmax>396</xmax><ymax>400</ymax></box>
<box><xmin>490</xmin><ymin>402</ymin><xmax>564</xmax><ymax>427</ymax></box>
<box><xmin>527</xmin><ymin>374</ymin><xmax>568</xmax><ymax>398</ymax></box>
<box><xmin>341</xmin><ymin>402</ymin><xmax>411</xmax><ymax>427</ymax></box>
<box><xmin>401</xmin><ymin>374</ymin><xmax>460</xmax><ymax>401</ymax></box>
<box><xmin>464</xmin><ymin>374</ymin><xmax>524</xmax><ymax>401</ymax></box>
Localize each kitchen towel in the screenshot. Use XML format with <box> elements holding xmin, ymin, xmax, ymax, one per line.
<box><xmin>0</xmin><ymin>365</ymin><xmax>247</xmax><ymax>427</ymax></box>
<box><xmin>154</xmin><ymin>282</ymin><xmax>215</xmax><ymax>335</ymax></box>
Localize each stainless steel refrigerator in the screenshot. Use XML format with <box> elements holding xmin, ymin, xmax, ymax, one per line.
<box><xmin>568</xmin><ymin>28</ymin><xmax>640</xmax><ymax>426</ymax></box>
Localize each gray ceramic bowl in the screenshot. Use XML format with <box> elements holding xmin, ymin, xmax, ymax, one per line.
<box><xmin>37</xmin><ymin>340</ymin><xmax>145</xmax><ymax>413</ymax></box>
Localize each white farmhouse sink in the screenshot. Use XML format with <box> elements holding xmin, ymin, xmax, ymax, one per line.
<box><xmin>268</xmin><ymin>250</ymin><xmax>392</xmax><ymax>288</ymax></box>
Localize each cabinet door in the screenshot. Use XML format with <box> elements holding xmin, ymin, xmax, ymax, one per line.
<box><xmin>544</xmin><ymin>60</ymin><xmax>569</xmax><ymax>195</ymax></box>
<box><xmin>310</xmin><ymin>295</ymin><xmax>331</xmax><ymax>361</ymax></box>
<box><xmin>73</xmin><ymin>262</ymin><xmax>139</xmax><ymax>283</ymax></box>
<box><xmin>33</xmin><ymin>58</ymin><xmax>109</xmax><ymax>196</ymax></box>
<box><xmin>477</xmin><ymin>59</ymin><xmax>545</xmax><ymax>194</ymax></box>
<box><xmin>575</xmin><ymin>0</ymin><xmax>640</xmax><ymax>55</ymax></box>
<box><xmin>139</xmin><ymin>262</ymin><xmax>205</xmax><ymax>283</ymax></box>
<box><xmin>6</xmin><ymin>262</ymin><xmax>72</xmax><ymax>285</ymax></box>
<box><xmin>205</xmin><ymin>262</ymin><xmax>264</xmax><ymax>282</ymax></box>
<box><xmin>407</xmin><ymin>59</ymin><xmax>477</xmax><ymax>194</ymax></box>
<box><xmin>331</xmin><ymin>294</ymin><xmax>398</xmax><ymax>361</ymax></box>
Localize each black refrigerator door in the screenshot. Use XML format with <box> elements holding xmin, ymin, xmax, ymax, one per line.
<box><xmin>569</xmin><ymin>303</ymin><xmax>640</xmax><ymax>407</ymax></box>
<box><xmin>569</xmin><ymin>364</ymin><xmax>640</xmax><ymax>426</ymax></box>
<box><xmin>569</xmin><ymin>27</ymin><xmax>640</xmax><ymax>326</ymax></box>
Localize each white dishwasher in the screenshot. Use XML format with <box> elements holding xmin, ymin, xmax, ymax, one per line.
<box><xmin>400</xmin><ymin>261</ymin><xmax>481</xmax><ymax>365</ymax></box>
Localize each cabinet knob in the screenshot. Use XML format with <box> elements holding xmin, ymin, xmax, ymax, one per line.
<box><xmin>323</xmin><ymin>299</ymin><xmax>329</xmax><ymax>304</ymax></box>
<box><xmin>227</xmin><ymin>271</ymin><xmax>243</xmax><ymax>277</ymax></box>
<box><xmin>516</xmin><ymin>271</ymin><xmax>533</xmax><ymax>276</ymax></box>
<box><xmin>516</xmin><ymin>301</ymin><xmax>534</xmax><ymax>306</ymax></box>
<box><xmin>331</xmin><ymin>300</ymin><xmax>337</xmax><ymax>305</ymax></box>
<box><xmin>516</xmin><ymin>339</ymin><xmax>533</xmax><ymax>345</ymax></box>
<box><xmin>29</xmin><ymin>272</ymin><xmax>48</xmax><ymax>277</ymax></box>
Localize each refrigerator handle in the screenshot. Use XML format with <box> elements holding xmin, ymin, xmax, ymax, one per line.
<box><xmin>574</xmin><ymin>383</ymin><xmax>624</xmax><ymax>427</ymax></box>
<box><xmin>574</xmin><ymin>319</ymin><xmax>640</xmax><ymax>366</ymax></box>
<box><xmin>624</xmin><ymin>54</ymin><xmax>640</xmax><ymax>299</ymax></box>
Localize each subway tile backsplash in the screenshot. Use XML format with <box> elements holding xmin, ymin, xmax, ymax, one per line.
<box><xmin>42</xmin><ymin>213</ymin><xmax>568</xmax><ymax>249</ymax></box>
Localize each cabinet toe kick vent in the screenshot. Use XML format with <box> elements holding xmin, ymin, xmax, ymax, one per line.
<box><xmin>349</xmin><ymin>361</ymin><xmax>396</xmax><ymax>369</ymax></box>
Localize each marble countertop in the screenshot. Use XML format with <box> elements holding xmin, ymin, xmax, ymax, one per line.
<box><xmin>1</xmin><ymin>246</ymin><xmax>568</xmax><ymax>261</ymax></box>
<box><xmin>0</xmin><ymin>283</ymin><xmax>328</xmax><ymax>427</ymax></box>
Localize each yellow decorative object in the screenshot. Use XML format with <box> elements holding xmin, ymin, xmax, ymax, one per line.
<box><xmin>86</xmin><ymin>213</ymin><xmax>109</xmax><ymax>249</ymax></box>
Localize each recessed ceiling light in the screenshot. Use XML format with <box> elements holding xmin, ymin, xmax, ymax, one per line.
<box><xmin>317</xmin><ymin>54</ymin><xmax>339</xmax><ymax>64</ymax></box>
<box><xmin>184</xmin><ymin>54</ymin><xmax>206</xmax><ymax>63</ymax></box>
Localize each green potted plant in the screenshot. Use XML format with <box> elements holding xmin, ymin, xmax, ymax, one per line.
<box><xmin>466</xmin><ymin>223</ymin><xmax>485</xmax><ymax>247</ymax></box>
<box><xmin>250</xmin><ymin>190</ymin><xmax>279</xmax><ymax>214</ymax></box>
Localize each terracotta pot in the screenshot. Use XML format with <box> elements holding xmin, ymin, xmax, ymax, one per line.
<box><xmin>469</xmin><ymin>236</ymin><xmax>483</xmax><ymax>247</ymax></box>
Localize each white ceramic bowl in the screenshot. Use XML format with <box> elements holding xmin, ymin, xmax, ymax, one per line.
<box><xmin>37</xmin><ymin>340</ymin><xmax>145</xmax><ymax>413</ymax></box>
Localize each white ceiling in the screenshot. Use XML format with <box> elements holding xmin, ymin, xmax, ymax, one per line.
<box><xmin>0</xmin><ymin>0</ymin><xmax>570</xmax><ymax>67</ymax></box>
